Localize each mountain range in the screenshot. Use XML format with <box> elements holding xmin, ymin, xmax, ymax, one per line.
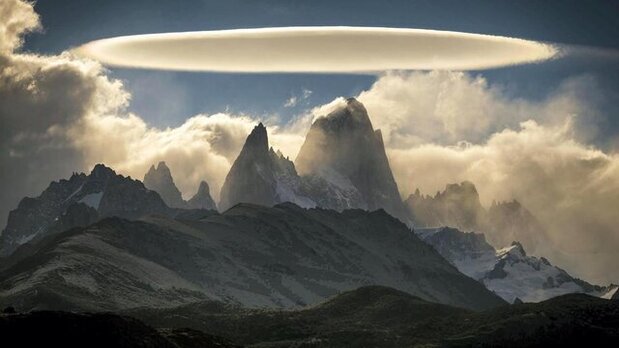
<box><xmin>0</xmin><ymin>97</ymin><xmax>615</xmax><ymax>336</ymax></box>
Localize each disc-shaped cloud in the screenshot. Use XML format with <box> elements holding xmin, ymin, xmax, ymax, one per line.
<box><xmin>74</xmin><ymin>27</ymin><xmax>557</xmax><ymax>72</ymax></box>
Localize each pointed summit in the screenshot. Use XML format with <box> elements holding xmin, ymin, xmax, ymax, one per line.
<box><xmin>90</xmin><ymin>163</ymin><xmax>116</xmax><ymax>179</ymax></box>
<box><xmin>143</xmin><ymin>161</ymin><xmax>185</xmax><ymax>208</ymax></box>
<box><xmin>219</xmin><ymin>123</ymin><xmax>278</xmax><ymax>211</ymax></box>
<box><xmin>219</xmin><ymin>123</ymin><xmax>315</xmax><ymax>211</ymax></box>
<box><xmin>295</xmin><ymin>98</ymin><xmax>409</xmax><ymax>222</ymax></box>
<box><xmin>187</xmin><ymin>180</ymin><xmax>217</xmax><ymax>210</ymax></box>
<box><xmin>243</xmin><ymin>122</ymin><xmax>269</xmax><ymax>153</ymax></box>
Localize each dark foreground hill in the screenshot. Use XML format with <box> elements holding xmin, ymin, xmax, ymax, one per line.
<box><xmin>125</xmin><ymin>286</ymin><xmax>619</xmax><ymax>348</ymax></box>
<box><xmin>3</xmin><ymin>286</ymin><xmax>617</xmax><ymax>347</ymax></box>
<box><xmin>0</xmin><ymin>310</ymin><xmax>239</xmax><ymax>348</ymax></box>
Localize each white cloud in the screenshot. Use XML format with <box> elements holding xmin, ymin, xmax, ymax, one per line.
<box><xmin>388</xmin><ymin>120</ymin><xmax>619</xmax><ymax>284</ymax></box>
<box><xmin>74</xmin><ymin>26</ymin><xmax>557</xmax><ymax>72</ymax></box>
<box><xmin>357</xmin><ymin>71</ymin><xmax>603</xmax><ymax>147</ymax></box>
<box><xmin>0</xmin><ymin>0</ymin><xmax>40</xmax><ymax>53</ymax></box>
<box><xmin>0</xmin><ymin>0</ymin><xmax>303</xmax><ymax>220</ymax></box>
<box><xmin>284</xmin><ymin>88</ymin><xmax>312</xmax><ymax>108</ymax></box>
<box><xmin>347</xmin><ymin>71</ymin><xmax>619</xmax><ymax>284</ymax></box>
<box><xmin>284</xmin><ymin>96</ymin><xmax>298</xmax><ymax>108</ymax></box>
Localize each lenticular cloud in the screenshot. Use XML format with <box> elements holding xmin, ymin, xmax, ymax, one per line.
<box><xmin>74</xmin><ymin>26</ymin><xmax>558</xmax><ymax>72</ymax></box>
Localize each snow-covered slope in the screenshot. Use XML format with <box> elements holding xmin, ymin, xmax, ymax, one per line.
<box><xmin>0</xmin><ymin>203</ymin><xmax>505</xmax><ymax>312</ymax></box>
<box><xmin>417</xmin><ymin>227</ymin><xmax>617</xmax><ymax>303</ymax></box>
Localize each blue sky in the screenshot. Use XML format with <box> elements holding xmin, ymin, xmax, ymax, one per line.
<box><xmin>24</xmin><ymin>0</ymin><xmax>619</xmax><ymax>136</ymax></box>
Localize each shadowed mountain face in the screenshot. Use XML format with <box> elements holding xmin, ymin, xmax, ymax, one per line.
<box><xmin>295</xmin><ymin>98</ymin><xmax>409</xmax><ymax>223</ymax></box>
<box><xmin>417</xmin><ymin>227</ymin><xmax>618</xmax><ymax>303</ymax></box>
<box><xmin>187</xmin><ymin>181</ymin><xmax>217</xmax><ymax>210</ymax></box>
<box><xmin>220</xmin><ymin>99</ymin><xmax>409</xmax><ymax>223</ymax></box>
<box><xmin>0</xmin><ymin>164</ymin><xmax>169</xmax><ymax>256</ymax></box>
<box><xmin>143</xmin><ymin>162</ymin><xmax>186</xmax><ymax>208</ymax></box>
<box><xmin>0</xmin><ymin>203</ymin><xmax>505</xmax><ymax>312</ymax></box>
<box><xmin>123</xmin><ymin>286</ymin><xmax>619</xmax><ymax>348</ymax></box>
<box><xmin>407</xmin><ymin>181</ymin><xmax>485</xmax><ymax>231</ymax></box>
<box><xmin>219</xmin><ymin>123</ymin><xmax>315</xmax><ymax>211</ymax></box>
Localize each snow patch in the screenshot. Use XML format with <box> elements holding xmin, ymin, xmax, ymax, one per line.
<box><xmin>79</xmin><ymin>192</ymin><xmax>103</xmax><ymax>209</ymax></box>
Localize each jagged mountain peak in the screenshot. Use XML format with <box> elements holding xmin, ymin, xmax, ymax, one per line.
<box><xmin>295</xmin><ymin>99</ymin><xmax>408</xmax><ymax>223</ymax></box>
<box><xmin>187</xmin><ymin>180</ymin><xmax>217</xmax><ymax>210</ymax></box>
<box><xmin>219</xmin><ymin>123</ymin><xmax>315</xmax><ymax>211</ymax></box>
<box><xmin>90</xmin><ymin>163</ymin><xmax>116</xmax><ymax>178</ymax></box>
<box><xmin>143</xmin><ymin>161</ymin><xmax>185</xmax><ymax>208</ymax></box>
<box><xmin>196</xmin><ymin>180</ymin><xmax>209</xmax><ymax>193</ymax></box>
<box><xmin>441</xmin><ymin>181</ymin><xmax>480</xmax><ymax>199</ymax></box>
<box><xmin>1</xmin><ymin>164</ymin><xmax>170</xmax><ymax>256</ymax></box>
<box><xmin>311</xmin><ymin>97</ymin><xmax>373</xmax><ymax>133</ymax></box>
<box><xmin>243</xmin><ymin>122</ymin><xmax>269</xmax><ymax>152</ymax></box>
<box><xmin>505</xmin><ymin>241</ymin><xmax>527</xmax><ymax>258</ymax></box>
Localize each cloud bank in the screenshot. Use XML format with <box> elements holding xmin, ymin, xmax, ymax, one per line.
<box><xmin>346</xmin><ymin>71</ymin><xmax>618</xmax><ymax>284</ymax></box>
<box><xmin>74</xmin><ymin>26</ymin><xmax>557</xmax><ymax>72</ymax></box>
<box><xmin>0</xmin><ymin>0</ymin><xmax>303</xmax><ymax>224</ymax></box>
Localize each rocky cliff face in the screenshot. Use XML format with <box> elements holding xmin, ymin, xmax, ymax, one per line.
<box><xmin>405</xmin><ymin>181</ymin><xmax>549</xmax><ymax>254</ymax></box>
<box><xmin>187</xmin><ymin>181</ymin><xmax>217</xmax><ymax>210</ymax></box>
<box><xmin>405</xmin><ymin>181</ymin><xmax>485</xmax><ymax>231</ymax></box>
<box><xmin>143</xmin><ymin>162</ymin><xmax>217</xmax><ymax>211</ymax></box>
<box><xmin>0</xmin><ymin>164</ymin><xmax>169</xmax><ymax>256</ymax></box>
<box><xmin>143</xmin><ymin>162</ymin><xmax>186</xmax><ymax>209</ymax></box>
<box><xmin>219</xmin><ymin>123</ymin><xmax>315</xmax><ymax>211</ymax></box>
<box><xmin>295</xmin><ymin>98</ymin><xmax>409</xmax><ymax>223</ymax></box>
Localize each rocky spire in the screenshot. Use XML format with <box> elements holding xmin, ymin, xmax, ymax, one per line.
<box><xmin>187</xmin><ymin>180</ymin><xmax>217</xmax><ymax>210</ymax></box>
<box><xmin>219</xmin><ymin>123</ymin><xmax>315</xmax><ymax>211</ymax></box>
<box><xmin>295</xmin><ymin>97</ymin><xmax>409</xmax><ymax>223</ymax></box>
<box><xmin>219</xmin><ymin>123</ymin><xmax>278</xmax><ymax>211</ymax></box>
<box><xmin>143</xmin><ymin>161</ymin><xmax>185</xmax><ymax>208</ymax></box>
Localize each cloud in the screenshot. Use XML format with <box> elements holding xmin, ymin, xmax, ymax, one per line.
<box><xmin>357</xmin><ymin>71</ymin><xmax>604</xmax><ymax>147</ymax></box>
<box><xmin>74</xmin><ymin>26</ymin><xmax>557</xmax><ymax>72</ymax></box>
<box><xmin>345</xmin><ymin>71</ymin><xmax>618</xmax><ymax>284</ymax></box>
<box><xmin>387</xmin><ymin>121</ymin><xmax>619</xmax><ymax>284</ymax></box>
<box><xmin>284</xmin><ymin>96</ymin><xmax>298</xmax><ymax>108</ymax></box>
<box><xmin>0</xmin><ymin>0</ymin><xmax>40</xmax><ymax>53</ymax></box>
<box><xmin>0</xmin><ymin>0</ymin><xmax>302</xmax><ymax>225</ymax></box>
<box><xmin>284</xmin><ymin>89</ymin><xmax>312</xmax><ymax>108</ymax></box>
<box><xmin>0</xmin><ymin>0</ymin><xmax>130</xmax><ymax>227</ymax></box>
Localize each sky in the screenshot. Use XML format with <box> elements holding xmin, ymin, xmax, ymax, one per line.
<box><xmin>1</xmin><ymin>0</ymin><xmax>618</xmax><ymax>284</ymax></box>
<box><xmin>23</xmin><ymin>0</ymin><xmax>619</xmax><ymax>130</ymax></box>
